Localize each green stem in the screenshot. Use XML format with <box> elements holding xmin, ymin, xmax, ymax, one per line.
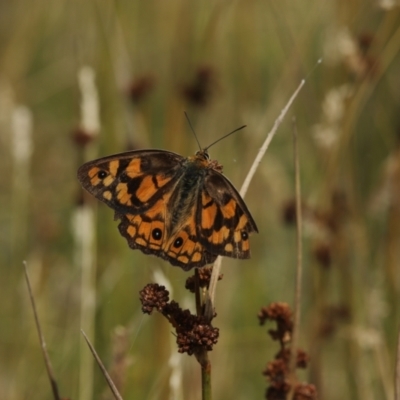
<box><xmin>200</xmin><ymin>352</ymin><xmax>212</xmax><ymax>400</ymax></box>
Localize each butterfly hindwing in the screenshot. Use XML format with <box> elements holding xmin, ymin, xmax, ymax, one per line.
<box><xmin>162</xmin><ymin>225</ymin><xmax>217</xmax><ymax>270</ymax></box>
<box><xmin>117</xmin><ymin>197</ymin><xmax>216</xmax><ymax>270</ymax></box>
<box><xmin>198</xmin><ymin>170</ymin><xmax>258</xmax><ymax>259</ymax></box>
<box><xmin>77</xmin><ymin>150</ymin><xmax>184</xmax><ymax>214</ymax></box>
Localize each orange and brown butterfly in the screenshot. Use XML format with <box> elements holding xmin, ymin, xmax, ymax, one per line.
<box><xmin>77</xmin><ymin>128</ymin><xmax>258</xmax><ymax>271</ymax></box>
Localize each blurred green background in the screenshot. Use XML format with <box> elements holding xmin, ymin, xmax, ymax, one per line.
<box><xmin>1</xmin><ymin>1</ymin><xmax>400</xmax><ymax>399</ymax></box>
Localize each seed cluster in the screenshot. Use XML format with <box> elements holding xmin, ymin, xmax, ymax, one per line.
<box><xmin>139</xmin><ymin>283</ymin><xmax>219</xmax><ymax>355</ymax></box>
<box><xmin>258</xmin><ymin>302</ymin><xmax>293</xmax><ymax>345</ymax></box>
<box><xmin>259</xmin><ymin>302</ymin><xmax>317</xmax><ymax>400</ymax></box>
<box><xmin>139</xmin><ymin>283</ymin><xmax>170</xmax><ymax>314</ymax></box>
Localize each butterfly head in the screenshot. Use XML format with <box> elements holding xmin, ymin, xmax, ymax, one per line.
<box><xmin>190</xmin><ymin>124</ymin><xmax>247</xmax><ymax>173</ymax></box>
<box><xmin>194</xmin><ymin>149</ymin><xmax>210</xmax><ymax>161</ymax></box>
<box><xmin>191</xmin><ymin>149</ymin><xmax>223</xmax><ymax>173</ymax></box>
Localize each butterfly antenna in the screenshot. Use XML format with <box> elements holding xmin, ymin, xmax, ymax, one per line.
<box><xmin>204</xmin><ymin>125</ymin><xmax>247</xmax><ymax>151</ymax></box>
<box><xmin>184</xmin><ymin>112</ymin><xmax>202</xmax><ymax>151</ymax></box>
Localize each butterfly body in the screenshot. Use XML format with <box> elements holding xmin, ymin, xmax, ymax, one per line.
<box><xmin>78</xmin><ymin>149</ymin><xmax>257</xmax><ymax>270</ymax></box>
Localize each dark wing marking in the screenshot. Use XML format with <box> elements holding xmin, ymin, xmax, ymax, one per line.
<box><xmin>198</xmin><ymin>170</ymin><xmax>258</xmax><ymax>259</ymax></box>
<box><xmin>118</xmin><ymin>203</ymin><xmax>216</xmax><ymax>270</ymax></box>
<box><xmin>77</xmin><ymin>150</ymin><xmax>184</xmax><ymax>214</ymax></box>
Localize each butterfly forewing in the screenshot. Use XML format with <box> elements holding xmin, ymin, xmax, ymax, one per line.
<box><xmin>198</xmin><ymin>170</ymin><xmax>258</xmax><ymax>259</ymax></box>
<box><xmin>77</xmin><ymin>150</ymin><xmax>184</xmax><ymax>214</ymax></box>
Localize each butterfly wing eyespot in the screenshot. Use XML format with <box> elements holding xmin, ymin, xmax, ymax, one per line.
<box><xmin>97</xmin><ymin>170</ymin><xmax>107</xmax><ymax>179</ymax></box>
<box><xmin>152</xmin><ymin>228</ymin><xmax>163</xmax><ymax>240</ymax></box>
<box><xmin>173</xmin><ymin>237</ymin><xmax>183</xmax><ymax>248</ymax></box>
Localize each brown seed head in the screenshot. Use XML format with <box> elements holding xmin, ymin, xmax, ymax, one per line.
<box><xmin>181</xmin><ymin>65</ymin><xmax>217</xmax><ymax>106</ymax></box>
<box><xmin>139</xmin><ymin>283</ymin><xmax>169</xmax><ymax>314</ymax></box>
<box><xmin>127</xmin><ymin>75</ymin><xmax>156</xmax><ymax>104</ymax></box>
<box><xmin>71</xmin><ymin>126</ymin><xmax>96</xmax><ymax>147</ymax></box>
<box><xmin>258</xmin><ymin>303</ymin><xmax>293</xmax><ymax>343</ymax></box>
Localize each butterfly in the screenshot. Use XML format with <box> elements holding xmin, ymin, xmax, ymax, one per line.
<box><xmin>77</xmin><ymin>137</ymin><xmax>258</xmax><ymax>270</ymax></box>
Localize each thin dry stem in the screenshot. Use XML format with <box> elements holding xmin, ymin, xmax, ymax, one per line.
<box><xmin>195</xmin><ymin>268</ymin><xmax>202</xmax><ymax>316</ymax></box>
<box><xmin>288</xmin><ymin>118</ymin><xmax>304</xmax><ymax>400</ymax></box>
<box><xmin>205</xmin><ymin>79</ymin><xmax>305</xmax><ymax>319</ymax></box>
<box><xmin>74</xmin><ymin>205</ymin><xmax>97</xmax><ymax>400</ymax></box>
<box><xmin>239</xmin><ymin>81</ymin><xmax>304</xmax><ymax>198</ymax></box>
<box><xmin>23</xmin><ymin>261</ymin><xmax>61</xmax><ymax>400</ymax></box>
<box><xmin>81</xmin><ymin>329</ymin><xmax>124</xmax><ymax>400</ymax></box>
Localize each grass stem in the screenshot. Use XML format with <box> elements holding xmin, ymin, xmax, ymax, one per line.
<box><xmin>23</xmin><ymin>262</ymin><xmax>61</xmax><ymax>400</ymax></box>
<box><xmin>288</xmin><ymin>118</ymin><xmax>304</xmax><ymax>400</ymax></box>
<box><xmin>206</xmin><ymin>79</ymin><xmax>305</xmax><ymax>319</ymax></box>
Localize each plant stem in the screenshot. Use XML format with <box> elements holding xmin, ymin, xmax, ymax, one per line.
<box><xmin>206</xmin><ymin>79</ymin><xmax>305</xmax><ymax>319</ymax></box>
<box><xmin>199</xmin><ymin>352</ymin><xmax>212</xmax><ymax>400</ymax></box>
<box><xmin>24</xmin><ymin>262</ymin><xmax>61</xmax><ymax>400</ymax></box>
<box><xmin>396</xmin><ymin>326</ymin><xmax>400</xmax><ymax>400</ymax></box>
<box><xmin>288</xmin><ymin>117</ymin><xmax>303</xmax><ymax>400</ymax></box>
